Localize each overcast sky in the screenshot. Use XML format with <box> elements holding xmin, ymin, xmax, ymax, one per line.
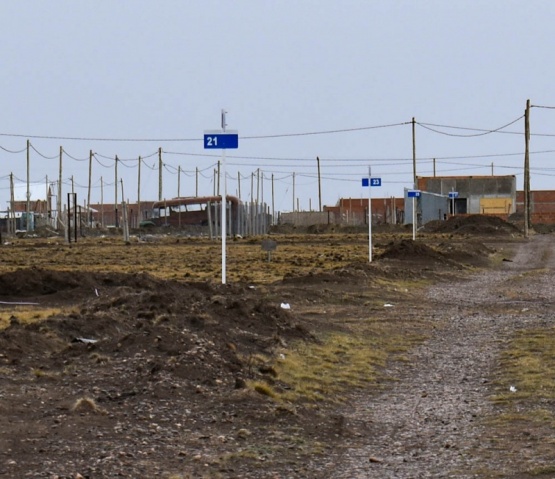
<box><xmin>1</xmin><ymin>1</ymin><xmax>555</xmax><ymax>212</ymax></box>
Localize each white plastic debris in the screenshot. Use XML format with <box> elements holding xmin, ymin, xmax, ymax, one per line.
<box><xmin>73</xmin><ymin>337</ymin><xmax>98</xmax><ymax>344</ymax></box>
<box><xmin>280</xmin><ymin>303</ymin><xmax>291</xmax><ymax>310</ymax></box>
<box><xmin>384</xmin><ymin>303</ymin><xmax>394</xmax><ymax>308</ymax></box>
<box><xmin>95</xmin><ymin>288</ymin><xmax>99</xmax><ymax>297</ymax></box>
<box><xmin>510</xmin><ymin>385</ymin><xmax>517</xmax><ymax>393</ymax></box>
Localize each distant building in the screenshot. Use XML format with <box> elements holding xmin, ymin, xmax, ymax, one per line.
<box><xmin>405</xmin><ymin>175</ymin><xmax>517</xmax><ymax>225</ymax></box>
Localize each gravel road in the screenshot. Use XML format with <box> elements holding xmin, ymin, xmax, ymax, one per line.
<box><xmin>326</xmin><ymin>235</ymin><xmax>555</xmax><ymax>478</ymax></box>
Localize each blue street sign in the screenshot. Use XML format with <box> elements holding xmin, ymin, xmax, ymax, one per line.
<box><xmin>362</xmin><ymin>178</ymin><xmax>382</xmax><ymax>187</ymax></box>
<box><xmin>407</xmin><ymin>190</ymin><xmax>421</xmax><ymax>198</ymax></box>
<box><xmin>448</xmin><ymin>191</ymin><xmax>459</xmax><ymax>199</ymax></box>
<box><xmin>203</xmin><ymin>130</ymin><xmax>239</xmax><ymax>149</ymax></box>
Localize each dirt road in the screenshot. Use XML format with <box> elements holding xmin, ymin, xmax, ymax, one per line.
<box><xmin>327</xmin><ymin>234</ymin><xmax>555</xmax><ymax>478</ymax></box>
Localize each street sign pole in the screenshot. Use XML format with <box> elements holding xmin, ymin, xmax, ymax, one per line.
<box><xmin>407</xmin><ymin>190</ymin><xmax>421</xmax><ymax>240</ymax></box>
<box><xmin>204</xmin><ymin>112</ymin><xmax>239</xmax><ymax>285</ymax></box>
<box><xmin>221</xmin><ymin>110</ymin><xmax>227</xmax><ymax>284</ymax></box>
<box><xmin>362</xmin><ymin>174</ymin><xmax>381</xmax><ymax>263</ymax></box>
<box><xmin>368</xmin><ymin>166</ymin><xmax>372</xmax><ymax>263</ymax></box>
<box><xmin>413</xmin><ymin>196</ymin><xmax>416</xmax><ymax>241</ymax></box>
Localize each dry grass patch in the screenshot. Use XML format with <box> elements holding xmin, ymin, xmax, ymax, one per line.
<box><xmin>249</xmin><ymin>319</ymin><xmax>427</xmax><ymax>403</ymax></box>
<box><xmin>492</xmin><ymin>327</ymin><xmax>555</xmax><ymax>404</ymax></box>
<box><xmin>0</xmin><ymin>306</ymin><xmax>75</xmax><ymax>330</ymax></box>
<box><xmin>71</xmin><ymin>396</ymin><xmax>107</xmax><ymax>415</ymax></box>
<box><xmin>483</xmin><ymin>326</ymin><xmax>555</xmax><ymax>475</ymax></box>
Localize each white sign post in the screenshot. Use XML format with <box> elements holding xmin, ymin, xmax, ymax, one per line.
<box><xmin>204</xmin><ymin>111</ymin><xmax>239</xmax><ymax>284</ymax></box>
<box><xmin>362</xmin><ymin>171</ymin><xmax>382</xmax><ymax>262</ymax></box>
<box><xmin>407</xmin><ymin>190</ymin><xmax>421</xmax><ymax>241</ymax></box>
<box><xmin>449</xmin><ymin>191</ymin><xmax>459</xmax><ymax>217</ymax></box>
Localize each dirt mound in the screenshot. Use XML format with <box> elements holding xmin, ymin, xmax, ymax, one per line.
<box><xmin>424</xmin><ymin>215</ymin><xmax>521</xmax><ymax>235</ymax></box>
<box><xmin>0</xmin><ymin>267</ymin><xmax>163</xmax><ymax>299</ymax></box>
<box><xmin>378</xmin><ymin>239</ymin><xmax>455</xmax><ymax>267</ymax></box>
<box><xmin>0</xmin><ymin>271</ymin><xmax>311</xmax><ymax>381</ymax></box>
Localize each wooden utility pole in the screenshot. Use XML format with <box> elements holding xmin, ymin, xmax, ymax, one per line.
<box><xmin>114</xmin><ymin>156</ymin><xmax>118</xmax><ymax>227</ymax></box>
<box><xmin>58</xmin><ymin>146</ymin><xmax>63</xmax><ymax>230</ymax></box>
<box><xmin>524</xmin><ymin>99</ymin><xmax>531</xmax><ymax>236</ymax></box>
<box><xmin>100</xmin><ymin>176</ymin><xmax>104</xmax><ymax>227</ymax></box>
<box><xmin>137</xmin><ymin>156</ymin><xmax>141</xmax><ymax>225</ymax></box>
<box><xmin>87</xmin><ymin>150</ymin><xmax>92</xmax><ymax>225</ymax></box>
<box><xmin>237</xmin><ymin>171</ymin><xmax>241</xmax><ymax>199</ymax></box>
<box><xmin>491</xmin><ymin>162</ymin><xmax>494</xmax><ymax>176</ymax></box>
<box><xmin>26</xmin><ymin>140</ymin><xmax>30</xmax><ymax>231</ymax></box>
<box><xmin>195</xmin><ymin>167</ymin><xmax>199</xmax><ymax>197</ymax></box>
<box><xmin>250</xmin><ymin>171</ymin><xmax>254</xmax><ymax>202</ymax></box>
<box><xmin>433</xmin><ymin>158</ymin><xmax>436</xmax><ymax>177</ymax></box>
<box><xmin>256</xmin><ymin>168</ymin><xmax>260</xmax><ymax>205</ymax></box>
<box><xmin>217</xmin><ymin>161</ymin><xmax>221</xmax><ymax>196</ymax></box>
<box><xmin>178</xmin><ymin>165</ymin><xmax>181</xmax><ymax>197</ymax></box>
<box><xmin>9</xmin><ymin>173</ymin><xmax>15</xmax><ymax>233</ymax></box>
<box><xmin>292</xmin><ymin>172</ymin><xmax>296</xmax><ymax>211</ymax></box>
<box><xmin>317</xmin><ymin>156</ymin><xmax>322</xmax><ymax>211</ymax></box>
<box><xmin>412</xmin><ymin>117</ymin><xmax>417</xmax><ymax>185</ymax></box>
<box><xmin>271</xmin><ymin>173</ymin><xmax>275</xmax><ymax>223</ymax></box>
<box><xmin>158</xmin><ymin>147</ymin><xmax>163</xmax><ymax>201</ymax></box>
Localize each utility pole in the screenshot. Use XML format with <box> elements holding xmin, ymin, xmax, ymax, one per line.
<box><xmin>87</xmin><ymin>150</ymin><xmax>92</xmax><ymax>225</ymax></box>
<box><xmin>317</xmin><ymin>156</ymin><xmax>322</xmax><ymax>211</ymax></box>
<box><xmin>524</xmin><ymin>99</ymin><xmax>531</xmax><ymax>237</ymax></box>
<box><xmin>178</xmin><ymin>165</ymin><xmax>181</xmax><ymax>197</ymax></box>
<box><xmin>101</xmin><ymin>176</ymin><xmax>104</xmax><ymax>227</ymax></box>
<box><xmin>292</xmin><ymin>172</ymin><xmax>296</xmax><ymax>211</ymax></box>
<box><xmin>114</xmin><ymin>156</ymin><xmax>118</xmax><ymax>227</ymax></box>
<box><xmin>137</xmin><ymin>156</ymin><xmax>141</xmax><ymax>224</ymax></box>
<box><xmin>237</xmin><ymin>171</ymin><xmax>241</xmax><ymax>199</ymax></box>
<box><xmin>259</xmin><ymin>170</ymin><xmax>263</xmax><ymax>206</ymax></box>
<box><xmin>9</xmin><ymin>173</ymin><xmax>15</xmax><ymax>233</ymax></box>
<box><xmin>256</xmin><ymin>168</ymin><xmax>260</xmax><ymax>204</ymax></box>
<box><xmin>58</xmin><ymin>146</ymin><xmax>63</xmax><ymax>231</ymax></box>
<box><xmin>412</xmin><ymin>117</ymin><xmax>417</xmax><ymax>186</ymax></box>
<box><xmin>26</xmin><ymin>139</ymin><xmax>30</xmax><ymax>232</ymax></box>
<box><xmin>195</xmin><ymin>167</ymin><xmax>199</xmax><ymax>197</ymax></box>
<box><xmin>433</xmin><ymin>158</ymin><xmax>436</xmax><ymax>177</ymax></box>
<box><xmin>217</xmin><ymin>161</ymin><xmax>221</xmax><ymax>196</ymax></box>
<box><xmin>271</xmin><ymin>173</ymin><xmax>275</xmax><ymax>223</ymax></box>
<box><xmin>491</xmin><ymin>162</ymin><xmax>494</xmax><ymax>176</ymax></box>
<box><xmin>158</xmin><ymin>147</ymin><xmax>163</xmax><ymax>201</ymax></box>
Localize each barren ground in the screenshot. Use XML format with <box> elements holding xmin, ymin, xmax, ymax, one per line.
<box><xmin>1</xmin><ymin>216</ymin><xmax>554</xmax><ymax>478</ymax></box>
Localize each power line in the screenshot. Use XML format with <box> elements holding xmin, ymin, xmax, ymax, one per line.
<box><xmin>417</xmin><ymin>115</ymin><xmax>524</xmax><ymax>137</ymax></box>
<box><xmin>0</xmin><ymin>121</ymin><xmax>411</xmax><ymax>143</ymax></box>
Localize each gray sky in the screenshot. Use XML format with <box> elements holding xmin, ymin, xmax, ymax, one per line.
<box><xmin>1</xmin><ymin>1</ymin><xmax>555</xmax><ymax>211</ymax></box>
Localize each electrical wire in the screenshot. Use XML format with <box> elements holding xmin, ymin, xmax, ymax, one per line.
<box><xmin>417</xmin><ymin>115</ymin><xmax>524</xmax><ymax>137</ymax></box>
<box><xmin>0</xmin><ymin>145</ymin><xmax>27</xmax><ymax>154</ymax></box>
<box><xmin>0</xmin><ymin>121</ymin><xmax>410</xmax><ymax>143</ymax></box>
<box><xmin>240</xmin><ymin>121</ymin><xmax>411</xmax><ymax>139</ymax></box>
<box><xmin>63</xmin><ymin>149</ymin><xmax>90</xmax><ymax>161</ymax></box>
